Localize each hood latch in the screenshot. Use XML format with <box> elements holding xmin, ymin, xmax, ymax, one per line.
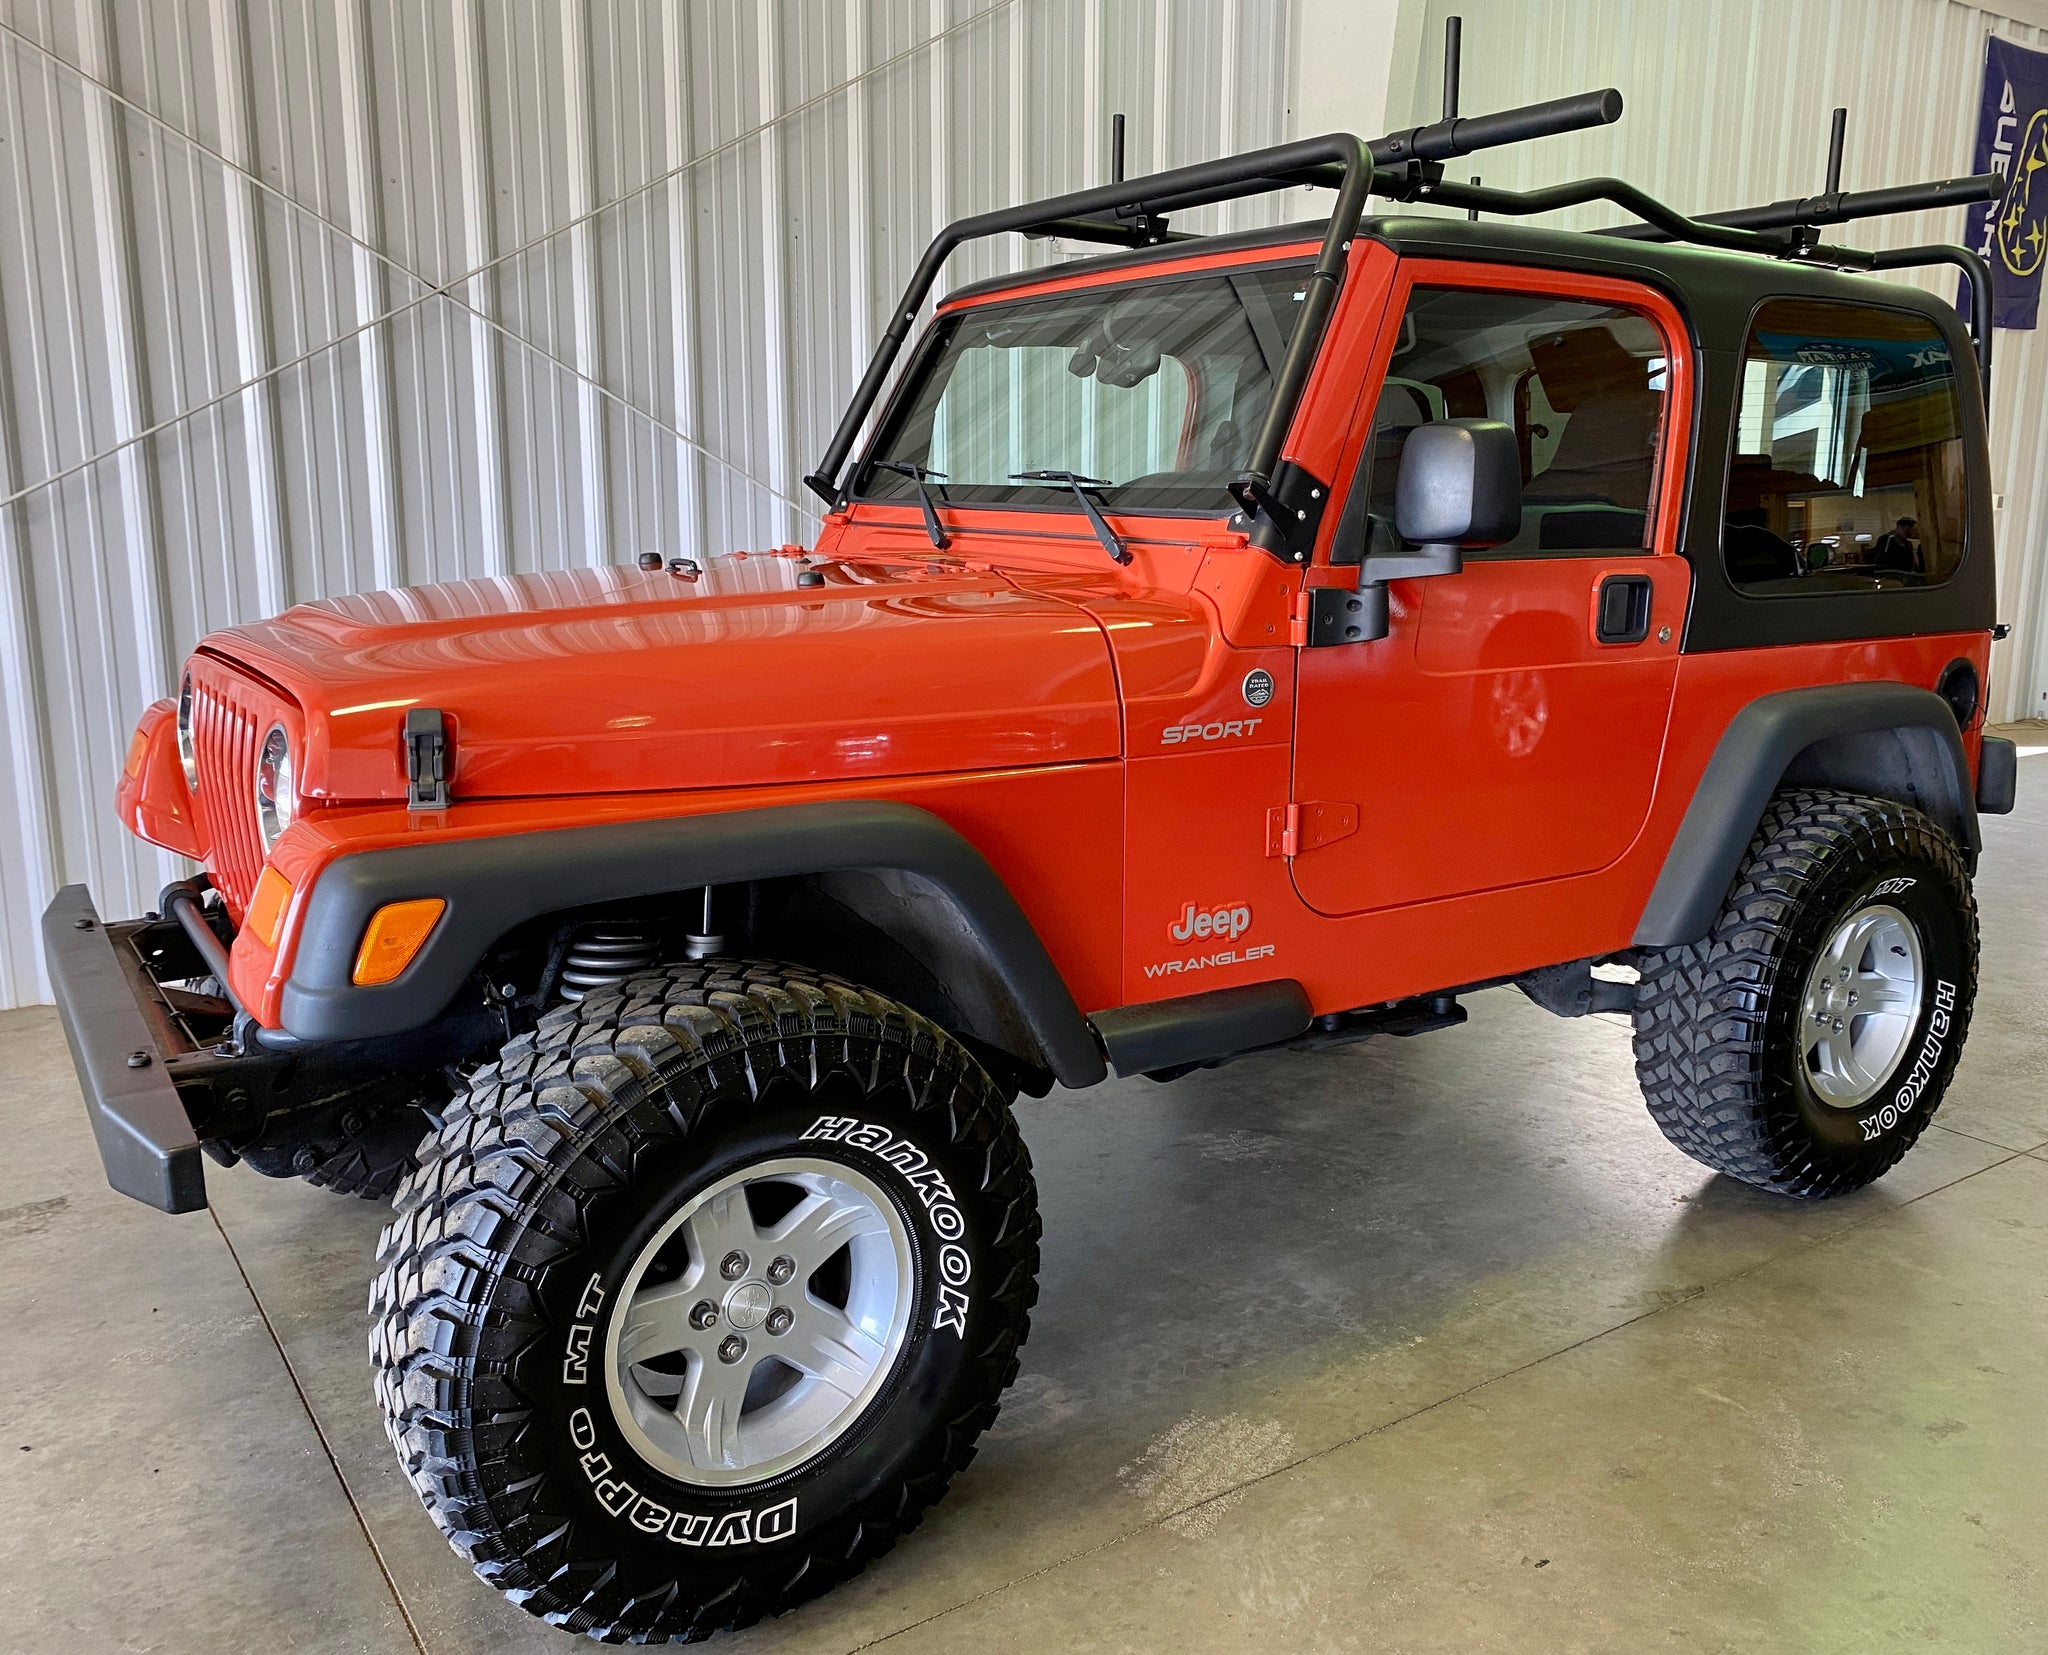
<box><xmin>404</xmin><ymin>708</ymin><xmax>451</xmax><ymax>810</ymax></box>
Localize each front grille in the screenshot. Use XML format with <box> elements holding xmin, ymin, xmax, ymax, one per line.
<box><xmin>187</xmin><ymin>664</ymin><xmax>276</xmax><ymax>921</ymax></box>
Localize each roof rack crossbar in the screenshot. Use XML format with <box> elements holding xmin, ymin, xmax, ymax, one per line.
<box><xmin>1589</xmin><ymin>170</ymin><xmax>2001</xmax><ymax>394</ymax></box>
<box><xmin>1595</xmin><ymin>171</ymin><xmax>2003</xmax><ymax>242</ymax></box>
<box><xmin>802</xmin><ymin>89</ymin><xmax>1625</xmax><ymax>508</ymax></box>
<box><xmin>1382</xmin><ymin>174</ymin><xmax>1822</xmax><ymax>258</ymax></box>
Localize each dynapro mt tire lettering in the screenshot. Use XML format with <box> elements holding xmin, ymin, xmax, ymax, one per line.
<box><xmin>368</xmin><ymin>960</ymin><xmax>1039</xmax><ymax>1644</ymax></box>
<box><xmin>1632</xmin><ymin>789</ymin><xmax>1978</xmax><ymax>1198</ymax></box>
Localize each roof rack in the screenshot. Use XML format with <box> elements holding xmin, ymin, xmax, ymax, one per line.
<box><xmin>803</xmin><ymin>89</ymin><xmax>1627</xmax><ymax>524</ymax></box>
<box><xmin>806</xmin><ymin>19</ymin><xmax>2003</xmax><ymax>547</ymax></box>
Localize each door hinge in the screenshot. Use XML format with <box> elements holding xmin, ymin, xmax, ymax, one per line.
<box><xmin>404</xmin><ymin>707</ymin><xmax>451</xmax><ymax>809</ymax></box>
<box><xmin>1290</xmin><ymin>583</ymin><xmax>1389</xmax><ymax>648</ymax></box>
<box><xmin>1265</xmin><ymin>800</ymin><xmax>1360</xmax><ymax>858</ymax></box>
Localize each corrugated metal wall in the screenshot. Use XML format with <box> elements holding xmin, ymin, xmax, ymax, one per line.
<box><xmin>1390</xmin><ymin>0</ymin><xmax>2048</xmax><ymax>725</ymax></box>
<box><xmin>0</xmin><ymin>0</ymin><xmax>1298</xmax><ymax>1009</ymax></box>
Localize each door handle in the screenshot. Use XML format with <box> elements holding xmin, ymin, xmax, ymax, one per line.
<box><xmin>1594</xmin><ymin>574</ymin><xmax>1654</xmax><ymax>645</ymax></box>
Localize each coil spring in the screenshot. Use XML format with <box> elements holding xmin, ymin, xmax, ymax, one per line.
<box><xmin>558</xmin><ymin>923</ymin><xmax>660</xmax><ymax>1002</ymax></box>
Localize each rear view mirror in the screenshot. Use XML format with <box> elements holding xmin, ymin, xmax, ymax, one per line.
<box><xmin>1305</xmin><ymin>419</ymin><xmax>1522</xmax><ymax>648</ymax></box>
<box><xmin>1393</xmin><ymin>418</ymin><xmax>1522</xmax><ymax>560</ymax></box>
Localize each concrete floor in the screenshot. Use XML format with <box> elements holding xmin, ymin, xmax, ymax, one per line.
<box><xmin>3</xmin><ymin>753</ymin><xmax>2043</xmax><ymax>1654</ymax></box>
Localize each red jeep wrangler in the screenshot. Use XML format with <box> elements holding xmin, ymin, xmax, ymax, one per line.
<box><xmin>45</xmin><ymin>80</ymin><xmax>2022</xmax><ymax>1643</ymax></box>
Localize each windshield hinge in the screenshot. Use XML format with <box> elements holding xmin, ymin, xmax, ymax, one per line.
<box><xmin>405</xmin><ymin>708</ymin><xmax>451</xmax><ymax>810</ymax></box>
<box><xmin>1265</xmin><ymin>800</ymin><xmax>1359</xmax><ymax>858</ymax></box>
<box><xmin>1231</xmin><ymin>460</ymin><xmax>1330</xmax><ymax>563</ymax></box>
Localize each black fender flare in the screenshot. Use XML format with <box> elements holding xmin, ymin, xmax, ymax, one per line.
<box><xmin>281</xmin><ymin>800</ymin><xmax>1108</xmax><ymax>1088</ymax></box>
<box><xmin>1633</xmin><ymin>683</ymin><xmax>1977</xmax><ymax>949</ymax></box>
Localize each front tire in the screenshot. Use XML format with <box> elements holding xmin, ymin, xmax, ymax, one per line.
<box><xmin>369</xmin><ymin>961</ymin><xmax>1039</xmax><ymax>1643</ymax></box>
<box><xmin>1632</xmin><ymin>789</ymin><xmax>1978</xmax><ymax>1197</ymax></box>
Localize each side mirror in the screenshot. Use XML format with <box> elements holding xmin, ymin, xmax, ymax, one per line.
<box><xmin>1391</xmin><ymin>418</ymin><xmax>1522</xmax><ymax>564</ymax></box>
<box><xmin>1305</xmin><ymin>419</ymin><xmax>1522</xmax><ymax>647</ymax></box>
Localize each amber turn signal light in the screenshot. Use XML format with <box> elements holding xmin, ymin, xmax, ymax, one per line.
<box><xmin>246</xmin><ymin>866</ymin><xmax>293</xmax><ymax>951</ymax></box>
<box><xmin>352</xmin><ymin>897</ymin><xmax>446</xmax><ymax>986</ymax></box>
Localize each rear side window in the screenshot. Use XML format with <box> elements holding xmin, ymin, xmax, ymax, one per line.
<box><xmin>1354</xmin><ymin>286</ymin><xmax>1670</xmax><ymax>559</ymax></box>
<box><xmin>1724</xmin><ymin>299</ymin><xmax>1967</xmax><ymax>593</ymax></box>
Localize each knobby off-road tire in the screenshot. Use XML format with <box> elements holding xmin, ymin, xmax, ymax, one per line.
<box><xmin>369</xmin><ymin>960</ymin><xmax>1039</xmax><ymax>1643</ymax></box>
<box><xmin>297</xmin><ymin>1104</ymin><xmax>431</xmax><ymax>1199</ymax></box>
<box><xmin>228</xmin><ymin>1100</ymin><xmax>432</xmax><ymax>1200</ymax></box>
<box><xmin>1633</xmin><ymin>788</ymin><xmax>1978</xmax><ymax>1197</ymax></box>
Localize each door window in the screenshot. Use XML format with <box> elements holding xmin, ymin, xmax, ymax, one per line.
<box><xmin>1351</xmin><ymin>287</ymin><xmax>1670</xmax><ymax>560</ymax></box>
<box><xmin>1723</xmin><ymin>299</ymin><xmax>1966</xmax><ymax>591</ymax></box>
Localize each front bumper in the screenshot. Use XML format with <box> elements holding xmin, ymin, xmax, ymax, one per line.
<box><xmin>41</xmin><ymin>884</ymin><xmax>226</xmax><ymax>1213</ymax></box>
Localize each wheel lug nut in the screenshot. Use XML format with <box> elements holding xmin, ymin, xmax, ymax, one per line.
<box><xmin>720</xmin><ymin>1250</ymin><xmax>749</xmax><ymax>1280</ymax></box>
<box><xmin>689</xmin><ymin>1300</ymin><xmax>718</xmax><ymax>1330</ymax></box>
<box><xmin>766</xmin><ymin>1255</ymin><xmax>796</xmax><ymax>1285</ymax></box>
<box><xmin>765</xmin><ymin>1306</ymin><xmax>793</xmax><ymax>1336</ymax></box>
<box><xmin>718</xmin><ymin>1334</ymin><xmax>747</xmax><ymax>1364</ymax></box>
<box><xmin>1847</xmin><ymin>992</ymin><xmax>1858</xmax><ymax>1007</ymax></box>
<box><xmin>1832</xmin><ymin>1018</ymin><xmax>1844</xmax><ymax>1032</ymax></box>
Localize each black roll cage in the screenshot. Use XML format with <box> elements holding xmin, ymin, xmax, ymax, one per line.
<box><xmin>806</xmin><ymin>85</ymin><xmax>2003</xmax><ymax>556</ymax></box>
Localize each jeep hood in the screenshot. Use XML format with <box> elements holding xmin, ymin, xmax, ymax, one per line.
<box><xmin>206</xmin><ymin>558</ymin><xmax>1120</xmax><ymax>801</ymax></box>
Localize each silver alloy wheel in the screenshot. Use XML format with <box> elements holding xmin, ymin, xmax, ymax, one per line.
<box><xmin>603</xmin><ymin>1156</ymin><xmax>914</xmax><ymax>1487</ymax></box>
<box><xmin>1799</xmin><ymin>902</ymin><xmax>1926</xmax><ymax>1109</ymax></box>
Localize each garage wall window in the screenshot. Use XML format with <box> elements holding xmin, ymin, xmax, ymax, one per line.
<box><xmin>1724</xmin><ymin>299</ymin><xmax>1967</xmax><ymax>592</ymax></box>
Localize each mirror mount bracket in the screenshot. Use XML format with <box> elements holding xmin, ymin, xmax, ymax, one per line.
<box><xmin>1301</xmin><ymin>542</ymin><xmax>1465</xmax><ymax>648</ymax></box>
<box><xmin>1359</xmin><ymin>542</ymin><xmax>1463</xmax><ymax>583</ymax></box>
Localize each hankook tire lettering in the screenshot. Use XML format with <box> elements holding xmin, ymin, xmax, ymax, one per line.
<box><xmin>1862</xmin><ymin>978</ymin><xmax>1957</xmax><ymax>1139</ymax></box>
<box><xmin>799</xmin><ymin>1115</ymin><xmax>971</xmax><ymax>1337</ymax></box>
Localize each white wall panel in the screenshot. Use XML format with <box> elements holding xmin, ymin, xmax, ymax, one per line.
<box><xmin>0</xmin><ymin>0</ymin><xmax>1297</xmax><ymax>1007</ymax></box>
<box><xmin>1385</xmin><ymin>0</ymin><xmax>2048</xmax><ymax>725</ymax></box>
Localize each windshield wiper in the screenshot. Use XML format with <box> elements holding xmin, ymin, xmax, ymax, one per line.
<box><xmin>1007</xmin><ymin>470</ymin><xmax>1131</xmax><ymax>565</ymax></box>
<box><xmin>870</xmin><ymin>460</ymin><xmax>951</xmax><ymax>549</ymax></box>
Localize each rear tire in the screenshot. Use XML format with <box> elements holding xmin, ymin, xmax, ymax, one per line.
<box><xmin>1632</xmin><ymin>789</ymin><xmax>1977</xmax><ymax>1197</ymax></box>
<box><xmin>368</xmin><ymin>959</ymin><xmax>1038</xmax><ymax>1643</ymax></box>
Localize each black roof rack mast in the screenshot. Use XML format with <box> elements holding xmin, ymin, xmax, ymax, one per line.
<box><xmin>806</xmin><ymin>19</ymin><xmax>2004</xmax><ymax>526</ymax></box>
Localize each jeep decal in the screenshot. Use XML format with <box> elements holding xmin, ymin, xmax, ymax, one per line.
<box><xmin>1170</xmin><ymin>902</ymin><xmax>1252</xmax><ymax>943</ymax></box>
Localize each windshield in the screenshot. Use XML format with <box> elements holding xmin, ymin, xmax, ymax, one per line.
<box><xmin>853</xmin><ymin>261</ymin><xmax>1311</xmax><ymax>515</ymax></box>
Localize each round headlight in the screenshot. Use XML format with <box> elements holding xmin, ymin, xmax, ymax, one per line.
<box><xmin>176</xmin><ymin>673</ymin><xmax>199</xmax><ymax>792</ymax></box>
<box><xmin>255</xmin><ymin>724</ymin><xmax>295</xmax><ymax>851</ymax></box>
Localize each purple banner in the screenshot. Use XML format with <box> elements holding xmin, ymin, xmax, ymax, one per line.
<box><xmin>1963</xmin><ymin>35</ymin><xmax>2048</xmax><ymax>331</ymax></box>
